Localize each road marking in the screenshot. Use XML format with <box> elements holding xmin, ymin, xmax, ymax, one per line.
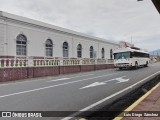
<box><xmin>69</xmin><ymin>74</ymin><xmax>94</xmax><ymax>79</ymax></box>
<box><xmin>0</xmin><ymin>73</ymin><xmax>95</xmax><ymax>87</ymax></box>
<box><xmin>0</xmin><ymin>72</ymin><xmax>123</xmax><ymax>99</ymax></box>
<box><xmin>62</xmin><ymin>71</ymin><xmax>160</xmax><ymax>120</ymax></box>
<box><xmin>80</xmin><ymin>82</ymin><xmax>106</xmax><ymax>89</ymax></box>
<box><xmin>116</xmin><ymin>77</ymin><xmax>130</xmax><ymax>83</ymax></box>
<box><xmin>47</xmin><ymin>74</ymin><xmax>94</xmax><ymax>82</ymax></box>
<box><xmin>47</xmin><ymin>78</ymin><xmax>70</xmax><ymax>82</ymax></box>
<box><xmin>80</xmin><ymin>76</ymin><xmax>129</xmax><ymax>89</ymax></box>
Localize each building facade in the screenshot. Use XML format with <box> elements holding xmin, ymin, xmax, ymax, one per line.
<box><xmin>0</xmin><ymin>11</ymin><xmax>119</xmax><ymax>82</ymax></box>
<box><xmin>0</xmin><ymin>11</ymin><xmax>118</xmax><ymax>59</ymax></box>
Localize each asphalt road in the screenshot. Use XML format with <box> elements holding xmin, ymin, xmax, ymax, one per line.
<box><xmin>0</xmin><ymin>63</ymin><xmax>160</xmax><ymax>120</ymax></box>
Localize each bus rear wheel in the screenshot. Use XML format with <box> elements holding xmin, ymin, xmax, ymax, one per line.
<box><xmin>144</xmin><ymin>61</ymin><xmax>148</xmax><ymax>67</ymax></box>
<box><xmin>135</xmin><ymin>62</ymin><xmax>138</xmax><ymax>69</ymax></box>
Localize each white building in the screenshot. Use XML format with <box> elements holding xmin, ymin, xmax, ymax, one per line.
<box><xmin>0</xmin><ymin>11</ymin><xmax>119</xmax><ymax>59</ymax></box>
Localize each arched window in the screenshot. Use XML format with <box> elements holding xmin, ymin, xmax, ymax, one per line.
<box><xmin>101</xmin><ymin>48</ymin><xmax>105</xmax><ymax>59</ymax></box>
<box><xmin>63</xmin><ymin>42</ymin><xmax>69</xmax><ymax>57</ymax></box>
<box><xmin>77</xmin><ymin>44</ymin><xmax>82</xmax><ymax>58</ymax></box>
<box><xmin>110</xmin><ymin>49</ymin><xmax>113</xmax><ymax>59</ymax></box>
<box><xmin>90</xmin><ymin>46</ymin><xmax>94</xmax><ymax>58</ymax></box>
<box><xmin>16</xmin><ymin>34</ymin><xmax>27</xmax><ymax>56</ymax></box>
<box><xmin>45</xmin><ymin>39</ymin><xmax>53</xmax><ymax>57</ymax></box>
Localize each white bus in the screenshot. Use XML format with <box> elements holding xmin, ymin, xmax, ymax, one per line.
<box><xmin>113</xmin><ymin>47</ymin><xmax>150</xmax><ymax>70</ymax></box>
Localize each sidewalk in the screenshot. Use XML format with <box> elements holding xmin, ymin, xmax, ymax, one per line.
<box><xmin>117</xmin><ymin>82</ymin><xmax>160</xmax><ymax>120</ymax></box>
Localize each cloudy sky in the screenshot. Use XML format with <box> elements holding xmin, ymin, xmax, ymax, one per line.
<box><xmin>0</xmin><ymin>0</ymin><xmax>160</xmax><ymax>51</ymax></box>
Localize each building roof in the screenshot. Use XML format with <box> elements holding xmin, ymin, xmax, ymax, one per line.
<box><xmin>0</xmin><ymin>11</ymin><xmax>118</xmax><ymax>46</ymax></box>
<box><xmin>113</xmin><ymin>47</ymin><xmax>149</xmax><ymax>54</ymax></box>
<box><xmin>152</xmin><ymin>0</ymin><xmax>160</xmax><ymax>14</ymax></box>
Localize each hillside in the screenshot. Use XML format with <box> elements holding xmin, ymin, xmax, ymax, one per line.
<box><xmin>150</xmin><ymin>49</ymin><xmax>160</xmax><ymax>56</ymax></box>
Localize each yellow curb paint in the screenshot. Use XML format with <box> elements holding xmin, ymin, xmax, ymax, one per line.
<box><xmin>114</xmin><ymin>82</ymin><xmax>160</xmax><ymax>120</ymax></box>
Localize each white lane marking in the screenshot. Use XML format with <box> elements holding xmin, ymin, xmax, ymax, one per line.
<box><xmin>62</xmin><ymin>71</ymin><xmax>160</xmax><ymax>120</ymax></box>
<box><xmin>0</xmin><ymin>73</ymin><xmax>95</xmax><ymax>87</ymax></box>
<box><xmin>0</xmin><ymin>72</ymin><xmax>123</xmax><ymax>99</ymax></box>
<box><xmin>80</xmin><ymin>82</ymin><xmax>106</xmax><ymax>89</ymax></box>
<box><xmin>103</xmin><ymin>76</ymin><xmax>128</xmax><ymax>83</ymax></box>
<box><xmin>69</xmin><ymin>74</ymin><xmax>94</xmax><ymax>79</ymax></box>
<box><xmin>48</xmin><ymin>78</ymin><xmax>70</xmax><ymax>82</ymax></box>
<box><xmin>115</xmin><ymin>77</ymin><xmax>130</xmax><ymax>83</ymax></box>
<box><xmin>80</xmin><ymin>76</ymin><xmax>129</xmax><ymax>89</ymax></box>
<box><xmin>47</xmin><ymin>74</ymin><xmax>94</xmax><ymax>82</ymax></box>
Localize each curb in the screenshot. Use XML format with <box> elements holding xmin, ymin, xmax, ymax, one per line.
<box><xmin>114</xmin><ymin>82</ymin><xmax>160</xmax><ymax>120</ymax></box>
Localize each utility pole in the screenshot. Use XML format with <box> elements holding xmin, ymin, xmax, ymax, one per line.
<box><xmin>131</xmin><ymin>36</ymin><xmax>133</xmax><ymax>44</ymax></box>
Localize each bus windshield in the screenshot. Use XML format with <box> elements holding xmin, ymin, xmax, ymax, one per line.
<box><xmin>114</xmin><ymin>52</ymin><xmax>131</xmax><ymax>59</ymax></box>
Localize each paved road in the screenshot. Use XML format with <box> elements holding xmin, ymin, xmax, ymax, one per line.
<box><xmin>0</xmin><ymin>63</ymin><xmax>160</xmax><ymax>120</ymax></box>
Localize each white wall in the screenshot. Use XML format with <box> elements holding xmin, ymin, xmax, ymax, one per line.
<box><xmin>5</xmin><ymin>19</ymin><xmax>118</xmax><ymax>59</ymax></box>
<box><xmin>0</xmin><ymin>19</ymin><xmax>5</xmax><ymax>55</ymax></box>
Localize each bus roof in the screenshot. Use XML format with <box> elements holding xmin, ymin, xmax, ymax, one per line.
<box><xmin>113</xmin><ymin>47</ymin><xmax>149</xmax><ymax>54</ymax></box>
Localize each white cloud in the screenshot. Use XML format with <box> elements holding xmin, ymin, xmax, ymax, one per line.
<box><xmin>0</xmin><ymin>0</ymin><xmax>159</xmax><ymax>51</ymax></box>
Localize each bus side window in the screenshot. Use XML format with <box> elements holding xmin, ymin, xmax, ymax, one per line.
<box><xmin>130</xmin><ymin>52</ymin><xmax>133</xmax><ymax>58</ymax></box>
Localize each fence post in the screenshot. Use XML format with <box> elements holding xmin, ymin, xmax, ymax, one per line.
<box><xmin>28</xmin><ymin>57</ymin><xmax>33</xmax><ymax>67</ymax></box>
